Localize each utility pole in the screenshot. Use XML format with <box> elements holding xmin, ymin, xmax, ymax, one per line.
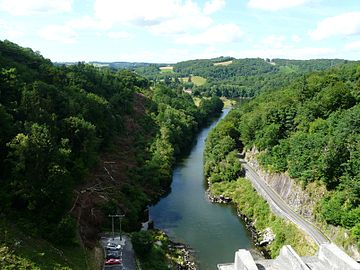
<box><xmin>109</xmin><ymin>214</ymin><xmax>125</xmax><ymax>241</ymax></box>
<box><xmin>118</xmin><ymin>214</ymin><xmax>125</xmax><ymax>241</ymax></box>
<box><xmin>109</xmin><ymin>214</ymin><xmax>116</xmax><ymax>239</ymax></box>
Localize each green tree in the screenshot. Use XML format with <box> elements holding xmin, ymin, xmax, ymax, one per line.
<box><xmin>132</xmin><ymin>231</ymin><xmax>154</xmax><ymax>258</ymax></box>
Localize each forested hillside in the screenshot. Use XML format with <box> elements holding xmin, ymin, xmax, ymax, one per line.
<box><xmin>175</xmin><ymin>58</ymin><xmax>349</xmax><ymax>97</ymax></box>
<box><xmin>130</xmin><ymin>57</ymin><xmax>349</xmax><ymax>98</ymax></box>
<box><xmin>205</xmin><ymin>62</ymin><xmax>360</xmax><ymax>255</ymax></box>
<box><xmin>0</xmin><ymin>40</ymin><xmax>223</xmax><ymax>269</ymax></box>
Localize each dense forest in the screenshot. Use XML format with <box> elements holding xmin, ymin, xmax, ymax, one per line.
<box><xmin>0</xmin><ymin>40</ymin><xmax>223</xmax><ymax>268</ymax></box>
<box><xmin>130</xmin><ymin>57</ymin><xmax>349</xmax><ymax>98</ymax></box>
<box><xmin>175</xmin><ymin>58</ymin><xmax>350</xmax><ymax>97</ymax></box>
<box><xmin>204</xmin><ymin>62</ymin><xmax>360</xmax><ymax>254</ymax></box>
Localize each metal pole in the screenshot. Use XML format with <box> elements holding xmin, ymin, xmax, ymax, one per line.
<box><xmin>118</xmin><ymin>215</ymin><xmax>124</xmax><ymax>241</ymax></box>
<box><xmin>111</xmin><ymin>216</ymin><xmax>114</xmax><ymax>239</ymax></box>
<box><xmin>109</xmin><ymin>214</ymin><xmax>124</xmax><ymax>242</ymax></box>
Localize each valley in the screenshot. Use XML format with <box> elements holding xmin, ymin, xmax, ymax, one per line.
<box><xmin>0</xmin><ymin>39</ymin><xmax>359</xmax><ymax>269</ymax></box>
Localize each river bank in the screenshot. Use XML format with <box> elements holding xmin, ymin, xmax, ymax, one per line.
<box><xmin>150</xmin><ymin>108</ymin><xmax>255</xmax><ymax>270</ymax></box>
<box><xmin>207</xmin><ymin>178</ymin><xmax>317</xmax><ymax>258</ymax></box>
<box><xmin>207</xmin><ymin>191</ymin><xmax>271</xmax><ymax>258</ymax></box>
<box><xmin>163</xmin><ymin>234</ymin><xmax>198</xmax><ymax>270</ymax></box>
<box><xmin>203</xmin><ymin>107</ymin><xmax>319</xmax><ymax>258</ymax></box>
<box><xmin>133</xmin><ymin>229</ymin><xmax>198</xmax><ymax>270</ymax></box>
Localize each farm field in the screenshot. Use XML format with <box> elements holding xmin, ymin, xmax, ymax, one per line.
<box><xmin>159</xmin><ymin>66</ymin><xmax>174</xmax><ymax>73</ymax></box>
<box><xmin>213</xmin><ymin>60</ymin><xmax>233</xmax><ymax>66</ymax></box>
<box><xmin>181</xmin><ymin>75</ymin><xmax>207</xmax><ymax>86</ymax></box>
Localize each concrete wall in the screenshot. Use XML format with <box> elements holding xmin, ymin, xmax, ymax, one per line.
<box><xmin>318</xmin><ymin>243</ymin><xmax>360</xmax><ymax>270</ymax></box>
<box><xmin>273</xmin><ymin>245</ymin><xmax>309</xmax><ymax>270</ymax></box>
<box><xmin>221</xmin><ymin>243</ymin><xmax>360</xmax><ymax>270</ymax></box>
<box><xmin>233</xmin><ymin>250</ymin><xmax>258</xmax><ymax>270</ymax></box>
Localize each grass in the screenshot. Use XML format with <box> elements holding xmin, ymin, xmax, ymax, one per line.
<box><xmin>317</xmin><ymin>218</ymin><xmax>360</xmax><ymax>257</ymax></box>
<box><xmin>0</xmin><ymin>218</ymin><xmax>91</xmax><ymax>270</ymax></box>
<box><xmin>192</xmin><ymin>97</ymin><xmax>238</xmax><ymax>108</ymax></box>
<box><xmin>134</xmin><ymin>230</ymin><xmax>193</xmax><ymax>270</ymax></box>
<box><xmin>159</xmin><ymin>66</ymin><xmax>174</xmax><ymax>73</ymax></box>
<box><xmin>220</xmin><ymin>97</ymin><xmax>238</xmax><ymax>108</ymax></box>
<box><xmin>213</xmin><ymin>60</ymin><xmax>233</xmax><ymax>66</ymax></box>
<box><xmin>210</xmin><ymin>178</ymin><xmax>317</xmax><ymax>257</ymax></box>
<box><xmin>193</xmin><ymin>97</ymin><xmax>202</xmax><ymax>107</ymax></box>
<box><xmin>181</xmin><ymin>76</ymin><xmax>207</xmax><ymax>86</ymax></box>
<box><xmin>279</xmin><ymin>65</ymin><xmax>298</xmax><ymax>74</ymax></box>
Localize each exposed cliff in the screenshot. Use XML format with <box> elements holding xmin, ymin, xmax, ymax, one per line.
<box><xmin>245</xmin><ymin>147</ymin><xmax>327</xmax><ymax>222</ymax></box>
<box><xmin>245</xmin><ymin>146</ymin><xmax>360</xmax><ymax>260</ymax></box>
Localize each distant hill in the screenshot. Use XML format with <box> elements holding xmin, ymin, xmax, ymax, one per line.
<box><xmin>89</xmin><ymin>61</ymin><xmax>163</xmax><ymax>69</ymax></box>
<box><xmin>83</xmin><ymin>57</ymin><xmax>353</xmax><ymax>98</ymax></box>
<box><xmin>54</xmin><ymin>61</ymin><xmax>169</xmax><ymax>69</ymax></box>
<box><xmin>172</xmin><ymin>57</ymin><xmax>352</xmax><ymax>97</ymax></box>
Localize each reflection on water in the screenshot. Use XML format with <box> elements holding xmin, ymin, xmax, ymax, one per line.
<box><xmin>150</xmin><ymin>109</ymin><xmax>254</xmax><ymax>270</ymax></box>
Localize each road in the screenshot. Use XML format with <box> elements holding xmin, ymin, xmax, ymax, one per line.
<box><xmin>240</xmin><ymin>159</ymin><xmax>329</xmax><ymax>246</ymax></box>
<box><xmin>101</xmin><ymin>235</ymin><xmax>136</xmax><ymax>270</ymax></box>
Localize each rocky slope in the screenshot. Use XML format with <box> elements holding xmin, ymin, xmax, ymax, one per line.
<box><xmin>245</xmin><ymin>147</ymin><xmax>360</xmax><ymax>260</ymax></box>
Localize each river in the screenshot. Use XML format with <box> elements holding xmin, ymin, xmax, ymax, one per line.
<box><xmin>149</xmin><ymin>108</ymin><xmax>255</xmax><ymax>270</ymax></box>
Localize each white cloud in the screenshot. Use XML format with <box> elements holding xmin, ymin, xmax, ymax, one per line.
<box><xmin>248</xmin><ymin>0</ymin><xmax>309</xmax><ymax>11</ymax></box>
<box><xmin>107</xmin><ymin>47</ymin><xmax>225</xmax><ymax>63</ymax></box>
<box><xmin>67</xmin><ymin>16</ymin><xmax>110</xmax><ymax>30</ymax></box>
<box><xmin>94</xmin><ymin>0</ymin><xmax>177</xmax><ymax>25</ymax></box>
<box><xmin>104</xmin><ymin>50</ymin><xmax>159</xmax><ymax>63</ymax></box>
<box><xmin>36</xmin><ymin>16</ymin><xmax>112</xmax><ymax>45</ymax></box>
<box><xmin>175</xmin><ymin>24</ymin><xmax>243</xmax><ymax>45</ymax></box>
<box><xmin>235</xmin><ymin>47</ymin><xmax>336</xmax><ymax>60</ymax></box>
<box><xmin>345</xmin><ymin>40</ymin><xmax>360</xmax><ymax>51</ymax></box>
<box><xmin>204</xmin><ymin>0</ymin><xmax>225</xmax><ymax>15</ymax></box>
<box><xmin>94</xmin><ymin>0</ymin><xmax>213</xmax><ymax>36</ymax></box>
<box><xmin>107</xmin><ymin>31</ymin><xmax>133</xmax><ymax>39</ymax></box>
<box><xmin>292</xmin><ymin>34</ymin><xmax>301</xmax><ymax>43</ymax></box>
<box><xmin>225</xmin><ymin>39</ymin><xmax>337</xmax><ymax>60</ymax></box>
<box><xmin>259</xmin><ymin>34</ymin><xmax>287</xmax><ymax>49</ymax></box>
<box><xmin>38</xmin><ymin>25</ymin><xmax>77</xmax><ymax>44</ymax></box>
<box><xmin>0</xmin><ymin>0</ymin><xmax>73</xmax><ymax>16</ymax></box>
<box><xmin>149</xmin><ymin>11</ymin><xmax>212</xmax><ymax>35</ymax></box>
<box><xmin>0</xmin><ymin>19</ymin><xmax>26</xmax><ymax>40</ymax></box>
<box><xmin>309</xmin><ymin>12</ymin><xmax>360</xmax><ymax>40</ymax></box>
<box><xmin>254</xmin><ymin>34</ymin><xmax>302</xmax><ymax>51</ymax></box>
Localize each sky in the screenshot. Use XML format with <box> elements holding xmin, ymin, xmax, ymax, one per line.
<box><xmin>1</xmin><ymin>0</ymin><xmax>360</xmax><ymax>63</ymax></box>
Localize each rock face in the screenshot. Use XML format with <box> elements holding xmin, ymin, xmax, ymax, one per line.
<box><xmin>207</xmin><ymin>192</ymin><xmax>232</xmax><ymax>204</ymax></box>
<box><xmin>169</xmin><ymin>243</ymin><xmax>197</xmax><ymax>270</ymax></box>
<box><xmin>244</xmin><ymin>146</ymin><xmax>360</xmax><ymax>260</ymax></box>
<box><xmin>259</xmin><ymin>228</ymin><xmax>275</xmax><ymax>247</ymax></box>
<box><xmin>245</xmin><ymin>147</ymin><xmax>325</xmax><ymax>222</ymax></box>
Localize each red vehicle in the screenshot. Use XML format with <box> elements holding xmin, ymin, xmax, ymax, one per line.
<box><xmin>105</xmin><ymin>258</ymin><xmax>122</xmax><ymax>265</ymax></box>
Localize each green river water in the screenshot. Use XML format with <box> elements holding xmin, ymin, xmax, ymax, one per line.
<box><xmin>150</xmin><ymin>108</ymin><xmax>255</xmax><ymax>270</ymax></box>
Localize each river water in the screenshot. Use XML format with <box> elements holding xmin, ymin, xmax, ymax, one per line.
<box><xmin>149</xmin><ymin>108</ymin><xmax>254</xmax><ymax>270</ymax></box>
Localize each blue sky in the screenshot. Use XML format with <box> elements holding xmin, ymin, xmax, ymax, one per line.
<box><xmin>1</xmin><ymin>0</ymin><xmax>360</xmax><ymax>63</ymax></box>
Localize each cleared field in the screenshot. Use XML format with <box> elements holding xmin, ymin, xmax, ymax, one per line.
<box><xmin>193</xmin><ymin>97</ymin><xmax>202</xmax><ymax>107</ymax></box>
<box><xmin>213</xmin><ymin>60</ymin><xmax>233</xmax><ymax>66</ymax></box>
<box><xmin>181</xmin><ymin>75</ymin><xmax>207</xmax><ymax>86</ymax></box>
<box><xmin>220</xmin><ymin>97</ymin><xmax>238</xmax><ymax>108</ymax></box>
<box><xmin>159</xmin><ymin>66</ymin><xmax>174</xmax><ymax>73</ymax></box>
<box><xmin>193</xmin><ymin>97</ymin><xmax>237</xmax><ymax>108</ymax></box>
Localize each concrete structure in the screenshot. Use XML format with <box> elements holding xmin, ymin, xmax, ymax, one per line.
<box><xmin>218</xmin><ymin>243</ymin><xmax>360</xmax><ymax>270</ymax></box>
